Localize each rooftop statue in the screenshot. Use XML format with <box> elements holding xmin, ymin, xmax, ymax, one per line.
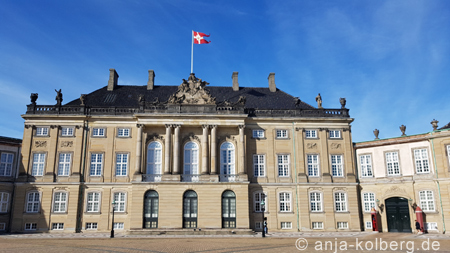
<box><xmin>168</xmin><ymin>73</ymin><xmax>216</xmax><ymax>105</ymax></box>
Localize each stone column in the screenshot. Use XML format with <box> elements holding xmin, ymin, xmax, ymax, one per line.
<box><xmin>238</xmin><ymin>125</ymin><xmax>245</xmax><ymax>174</ymax></box>
<box><xmin>164</xmin><ymin>124</ymin><xmax>172</xmax><ymax>174</ymax></box>
<box><xmin>135</xmin><ymin>124</ymin><xmax>143</xmax><ymax>175</ymax></box>
<box><xmin>210</xmin><ymin>125</ymin><xmax>217</xmax><ymax>174</ymax></box>
<box><xmin>201</xmin><ymin>125</ymin><xmax>209</xmax><ymax>174</ymax></box>
<box><xmin>173</xmin><ymin>125</ymin><xmax>181</xmax><ymax>174</ymax></box>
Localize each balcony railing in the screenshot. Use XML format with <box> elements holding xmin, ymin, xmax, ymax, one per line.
<box><xmin>219</xmin><ymin>174</ymin><xmax>238</xmax><ymax>182</ymax></box>
<box><xmin>142</xmin><ymin>174</ymin><xmax>162</xmax><ymax>182</ymax></box>
<box><xmin>181</xmin><ymin>174</ymin><xmax>201</xmax><ymax>182</ymax></box>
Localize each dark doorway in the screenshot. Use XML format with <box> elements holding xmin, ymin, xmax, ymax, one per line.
<box><xmin>183</xmin><ymin>190</ymin><xmax>198</xmax><ymax>228</ymax></box>
<box><xmin>143</xmin><ymin>190</ymin><xmax>159</xmax><ymax>228</ymax></box>
<box><xmin>222</xmin><ymin>190</ymin><xmax>236</xmax><ymax>228</ymax></box>
<box><xmin>385</xmin><ymin>197</ymin><xmax>412</xmax><ymax>232</ymax></box>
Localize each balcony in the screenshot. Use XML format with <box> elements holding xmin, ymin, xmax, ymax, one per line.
<box><xmin>219</xmin><ymin>174</ymin><xmax>237</xmax><ymax>182</ymax></box>
<box><xmin>181</xmin><ymin>174</ymin><xmax>201</xmax><ymax>182</ymax></box>
<box><xmin>142</xmin><ymin>174</ymin><xmax>162</xmax><ymax>182</ymax></box>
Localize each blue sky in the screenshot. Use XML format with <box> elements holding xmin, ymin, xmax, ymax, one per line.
<box><xmin>1</xmin><ymin>0</ymin><xmax>449</xmax><ymax>142</ymax></box>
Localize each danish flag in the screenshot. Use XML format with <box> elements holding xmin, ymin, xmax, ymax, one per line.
<box><xmin>193</xmin><ymin>31</ymin><xmax>211</xmax><ymax>44</ymax></box>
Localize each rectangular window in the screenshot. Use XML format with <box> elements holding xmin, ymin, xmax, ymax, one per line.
<box><xmin>114</xmin><ymin>222</ymin><xmax>124</xmax><ymax>229</ymax></box>
<box><xmin>312</xmin><ymin>222</ymin><xmax>323</xmax><ymax>229</ymax></box>
<box><xmin>0</xmin><ymin>223</ymin><xmax>5</xmax><ymax>231</ymax></box>
<box><xmin>277</xmin><ymin>154</ymin><xmax>290</xmax><ymax>177</ymax></box>
<box><xmin>307</xmin><ymin>154</ymin><xmax>319</xmax><ymax>177</ymax></box>
<box><xmin>363</xmin><ymin>193</ymin><xmax>376</xmax><ymax>212</ymax></box>
<box><xmin>61</xmin><ymin>127</ymin><xmax>74</xmax><ymax>136</ymax></box>
<box><xmin>87</xmin><ymin>192</ymin><xmax>100</xmax><ymax>212</ymax></box>
<box><xmin>115</xmin><ymin>154</ymin><xmax>128</xmax><ymax>176</ymax></box>
<box><xmin>276</xmin><ymin>130</ymin><xmax>288</xmax><ymax>139</ymax></box>
<box><xmin>252</xmin><ymin>130</ymin><xmax>265</xmax><ymax>138</ymax></box>
<box><xmin>114</xmin><ymin>192</ymin><xmax>126</xmax><ymax>212</ymax></box>
<box><xmin>90</xmin><ymin>153</ymin><xmax>103</xmax><ymax>176</ymax></box>
<box><xmin>26</xmin><ymin>192</ymin><xmax>40</xmax><ymax>213</ymax></box>
<box><xmin>0</xmin><ymin>153</ymin><xmax>14</xmax><ymax>176</ymax></box>
<box><xmin>52</xmin><ymin>223</ymin><xmax>64</xmax><ymax>230</ymax></box>
<box><xmin>334</xmin><ymin>192</ymin><xmax>347</xmax><ymax>212</ymax></box>
<box><xmin>360</xmin><ymin>155</ymin><xmax>373</xmax><ymax>177</ymax></box>
<box><xmin>255</xmin><ymin>222</ymin><xmax>262</xmax><ymax>229</ymax></box>
<box><xmin>419</xmin><ymin>190</ymin><xmax>435</xmax><ymax>212</ymax></box>
<box><xmin>305</xmin><ymin>130</ymin><xmax>317</xmax><ymax>138</ymax></box>
<box><xmin>329</xmin><ymin>130</ymin><xmax>341</xmax><ymax>138</ymax></box>
<box><xmin>385</xmin><ymin>152</ymin><xmax>400</xmax><ymax>175</ymax></box>
<box><xmin>117</xmin><ymin>128</ymin><xmax>130</xmax><ymax>137</ymax></box>
<box><xmin>53</xmin><ymin>192</ymin><xmax>67</xmax><ymax>213</ymax></box>
<box><xmin>425</xmin><ymin>222</ymin><xmax>438</xmax><ymax>231</ymax></box>
<box><xmin>254</xmin><ymin>192</ymin><xmax>267</xmax><ymax>212</ymax></box>
<box><xmin>0</xmin><ymin>192</ymin><xmax>9</xmax><ymax>213</ymax></box>
<box><xmin>310</xmin><ymin>192</ymin><xmax>322</xmax><ymax>212</ymax></box>
<box><xmin>365</xmin><ymin>221</ymin><xmax>373</xmax><ymax>229</ymax></box>
<box><xmin>92</xmin><ymin>128</ymin><xmax>105</xmax><ymax>137</ymax></box>
<box><xmin>253</xmin><ymin>154</ymin><xmax>265</xmax><ymax>177</ymax></box>
<box><xmin>337</xmin><ymin>222</ymin><xmax>348</xmax><ymax>229</ymax></box>
<box><xmin>331</xmin><ymin>155</ymin><xmax>344</xmax><ymax>177</ymax></box>
<box><xmin>86</xmin><ymin>222</ymin><xmax>98</xmax><ymax>230</ymax></box>
<box><xmin>414</xmin><ymin>149</ymin><xmax>430</xmax><ymax>174</ymax></box>
<box><xmin>32</xmin><ymin>153</ymin><xmax>46</xmax><ymax>176</ymax></box>
<box><xmin>25</xmin><ymin>223</ymin><xmax>37</xmax><ymax>230</ymax></box>
<box><xmin>279</xmin><ymin>192</ymin><xmax>291</xmax><ymax>212</ymax></box>
<box><xmin>448</xmin><ymin>146</ymin><xmax>450</xmax><ymax>170</ymax></box>
<box><xmin>36</xmin><ymin>127</ymin><xmax>48</xmax><ymax>136</ymax></box>
<box><xmin>281</xmin><ymin>222</ymin><xmax>292</xmax><ymax>229</ymax></box>
<box><xmin>57</xmin><ymin>153</ymin><xmax>71</xmax><ymax>176</ymax></box>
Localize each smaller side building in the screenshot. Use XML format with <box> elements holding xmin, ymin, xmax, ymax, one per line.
<box><xmin>0</xmin><ymin>136</ymin><xmax>22</xmax><ymax>232</ymax></box>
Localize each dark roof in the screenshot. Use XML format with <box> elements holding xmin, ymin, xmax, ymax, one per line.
<box><xmin>439</xmin><ymin>122</ymin><xmax>450</xmax><ymax>130</ymax></box>
<box><xmin>65</xmin><ymin>85</ymin><xmax>315</xmax><ymax>110</ymax></box>
<box><xmin>0</xmin><ymin>136</ymin><xmax>22</xmax><ymax>145</ymax></box>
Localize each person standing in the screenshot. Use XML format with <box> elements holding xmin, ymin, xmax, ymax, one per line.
<box><xmin>415</xmin><ymin>220</ymin><xmax>421</xmax><ymax>234</ymax></box>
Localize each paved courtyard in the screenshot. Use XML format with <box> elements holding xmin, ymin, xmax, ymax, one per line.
<box><xmin>1</xmin><ymin>232</ymin><xmax>450</xmax><ymax>253</ymax></box>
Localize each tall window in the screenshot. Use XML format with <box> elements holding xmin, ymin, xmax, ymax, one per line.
<box><xmin>310</xmin><ymin>192</ymin><xmax>322</xmax><ymax>212</ymax></box>
<box><xmin>147</xmin><ymin>142</ymin><xmax>162</xmax><ymax>174</ymax></box>
<box><xmin>414</xmin><ymin>149</ymin><xmax>430</xmax><ymax>174</ymax></box>
<box><xmin>0</xmin><ymin>192</ymin><xmax>9</xmax><ymax>213</ymax></box>
<box><xmin>184</xmin><ymin>142</ymin><xmax>199</xmax><ymax>175</ymax></box>
<box><xmin>385</xmin><ymin>152</ymin><xmax>400</xmax><ymax>175</ymax></box>
<box><xmin>222</xmin><ymin>190</ymin><xmax>236</xmax><ymax>228</ymax></box>
<box><xmin>36</xmin><ymin>127</ymin><xmax>48</xmax><ymax>136</ymax></box>
<box><xmin>220</xmin><ymin>142</ymin><xmax>235</xmax><ymax>175</ymax></box>
<box><xmin>58</xmin><ymin>153</ymin><xmax>71</xmax><ymax>176</ymax></box>
<box><xmin>307</xmin><ymin>154</ymin><xmax>319</xmax><ymax>177</ymax></box>
<box><xmin>61</xmin><ymin>127</ymin><xmax>74</xmax><ymax>136</ymax></box>
<box><xmin>118</xmin><ymin>128</ymin><xmax>130</xmax><ymax>137</ymax></box>
<box><xmin>87</xmin><ymin>192</ymin><xmax>100</xmax><ymax>212</ymax></box>
<box><xmin>448</xmin><ymin>146</ymin><xmax>450</xmax><ymax>169</ymax></box>
<box><xmin>363</xmin><ymin>193</ymin><xmax>376</xmax><ymax>212</ymax></box>
<box><xmin>419</xmin><ymin>190</ymin><xmax>435</xmax><ymax>212</ymax></box>
<box><xmin>114</xmin><ymin>192</ymin><xmax>126</xmax><ymax>212</ymax></box>
<box><xmin>334</xmin><ymin>192</ymin><xmax>347</xmax><ymax>212</ymax></box>
<box><xmin>276</xmin><ymin>130</ymin><xmax>288</xmax><ymax>139</ymax></box>
<box><xmin>254</xmin><ymin>192</ymin><xmax>267</xmax><ymax>212</ymax></box>
<box><xmin>144</xmin><ymin>190</ymin><xmax>159</xmax><ymax>228</ymax></box>
<box><xmin>53</xmin><ymin>192</ymin><xmax>67</xmax><ymax>213</ymax></box>
<box><xmin>331</xmin><ymin>155</ymin><xmax>343</xmax><ymax>177</ymax></box>
<box><xmin>305</xmin><ymin>130</ymin><xmax>317</xmax><ymax>138</ymax></box>
<box><xmin>277</xmin><ymin>154</ymin><xmax>290</xmax><ymax>177</ymax></box>
<box><xmin>279</xmin><ymin>192</ymin><xmax>291</xmax><ymax>212</ymax></box>
<box><xmin>360</xmin><ymin>155</ymin><xmax>373</xmax><ymax>177</ymax></box>
<box><xmin>0</xmin><ymin>153</ymin><xmax>14</xmax><ymax>176</ymax></box>
<box><xmin>329</xmin><ymin>130</ymin><xmax>341</xmax><ymax>138</ymax></box>
<box><xmin>253</xmin><ymin>154</ymin><xmax>265</xmax><ymax>177</ymax></box>
<box><xmin>26</xmin><ymin>191</ymin><xmax>40</xmax><ymax>213</ymax></box>
<box><xmin>115</xmin><ymin>153</ymin><xmax>128</xmax><ymax>176</ymax></box>
<box><xmin>92</xmin><ymin>128</ymin><xmax>105</xmax><ymax>137</ymax></box>
<box><xmin>32</xmin><ymin>153</ymin><xmax>46</xmax><ymax>176</ymax></box>
<box><xmin>90</xmin><ymin>153</ymin><xmax>103</xmax><ymax>176</ymax></box>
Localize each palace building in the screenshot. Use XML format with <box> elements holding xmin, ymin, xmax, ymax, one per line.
<box><xmin>8</xmin><ymin>69</ymin><xmax>359</xmax><ymax>233</ymax></box>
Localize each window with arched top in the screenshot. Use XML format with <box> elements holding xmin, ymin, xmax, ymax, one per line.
<box><xmin>222</xmin><ymin>190</ymin><xmax>236</xmax><ymax>228</ymax></box>
<box><xmin>183</xmin><ymin>142</ymin><xmax>199</xmax><ymax>182</ymax></box>
<box><xmin>143</xmin><ymin>190</ymin><xmax>159</xmax><ymax>228</ymax></box>
<box><xmin>220</xmin><ymin>142</ymin><xmax>235</xmax><ymax>174</ymax></box>
<box><xmin>146</xmin><ymin>142</ymin><xmax>162</xmax><ymax>182</ymax></box>
<box><xmin>183</xmin><ymin>190</ymin><xmax>198</xmax><ymax>228</ymax></box>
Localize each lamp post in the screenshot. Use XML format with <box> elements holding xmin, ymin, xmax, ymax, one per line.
<box><xmin>110</xmin><ymin>200</ymin><xmax>116</xmax><ymax>238</ymax></box>
<box><xmin>261</xmin><ymin>193</ymin><xmax>265</xmax><ymax>238</ymax></box>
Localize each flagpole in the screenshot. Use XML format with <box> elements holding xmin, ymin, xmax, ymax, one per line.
<box><xmin>191</xmin><ymin>30</ymin><xmax>194</xmax><ymax>74</ymax></box>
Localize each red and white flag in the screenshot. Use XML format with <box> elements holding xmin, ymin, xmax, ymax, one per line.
<box><xmin>193</xmin><ymin>31</ymin><xmax>211</xmax><ymax>44</ymax></box>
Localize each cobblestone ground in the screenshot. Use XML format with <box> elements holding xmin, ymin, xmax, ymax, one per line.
<box><xmin>1</xmin><ymin>232</ymin><xmax>450</xmax><ymax>253</ymax></box>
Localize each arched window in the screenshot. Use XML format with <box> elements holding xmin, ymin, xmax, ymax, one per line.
<box><xmin>220</xmin><ymin>142</ymin><xmax>235</xmax><ymax>182</ymax></box>
<box><xmin>143</xmin><ymin>190</ymin><xmax>159</xmax><ymax>228</ymax></box>
<box><xmin>222</xmin><ymin>190</ymin><xmax>236</xmax><ymax>228</ymax></box>
<box><xmin>183</xmin><ymin>142</ymin><xmax>199</xmax><ymax>182</ymax></box>
<box><xmin>146</xmin><ymin>142</ymin><xmax>162</xmax><ymax>182</ymax></box>
<box><xmin>183</xmin><ymin>190</ymin><xmax>198</xmax><ymax>228</ymax></box>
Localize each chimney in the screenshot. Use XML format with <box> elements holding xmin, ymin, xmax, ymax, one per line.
<box><xmin>268</xmin><ymin>72</ymin><xmax>276</xmax><ymax>92</ymax></box>
<box><xmin>107</xmin><ymin>68</ymin><xmax>119</xmax><ymax>91</ymax></box>
<box><xmin>147</xmin><ymin>70</ymin><xmax>155</xmax><ymax>90</ymax></box>
<box><xmin>232</xmin><ymin>72</ymin><xmax>239</xmax><ymax>91</ymax></box>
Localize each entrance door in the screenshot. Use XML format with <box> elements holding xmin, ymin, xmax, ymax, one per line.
<box><xmin>183</xmin><ymin>190</ymin><xmax>197</xmax><ymax>228</ymax></box>
<box><xmin>385</xmin><ymin>197</ymin><xmax>412</xmax><ymax>232</ymax></box>
<box><xmin>143</xmin><ymin>190</ymin><xmax>159</xmax><ymax>228</ymax></box>
<box><xmin>222</xmin><ymin>190</ymin><xmax>236</xmax><ymax>228</ymax></box>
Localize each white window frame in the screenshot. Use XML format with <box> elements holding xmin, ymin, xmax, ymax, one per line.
<box><xmin>366</xmin><ymin>221</ymin><xmax>373</xmax><ymax>229</ymax></box>
<box><xmin>305</xmin><ymin>130</ymin><xmax>317</xmax><ymax>138</ymax></box>
<box><xmin>279</xmin><ymin>192</ymin><xmax>292</xmax><ymax>212</ymax></box>
<box><xmin>0</xmin><ymin>152</ymin><xmax>14</xmax><ymax>176</ymax></box>
<box><xmin>86</xmin><ymin>222</ymin><xmax>98</xmax><ymax>230</ymax></box>
<box><xmin>276</xmin><ymin>129</ymin><xmax>288</xmax><ymax>139</ymax></box>
<box><xmin>334</xmin><ymin>192</ymin><xmax>347</xmax><ymax>212</ymax></box>
<box><xmin>36</xmin><ymin>127</ymin><xmax>49</xmax><ymax>136</ymax></box>
<box><xmin>31</xmin><ymin>153</ymin><xmax>46</xmax><ymax>176</ymax></box>
<box><xmin>61</xmin><ymin>127</ymin><xmax>74</xmax><ymax>137</ymax></box>
<box><xmin>312</xmin><ymin>222</ymin><xmax>323</xmax><ymax>229</ymax></box>
<box><xmin>114</xmin><ymin>222</ymin><xmax>124</xmax><ymax>229</ymax></box>
<box><xmin>184</xmin><ymin>142</ymin><xmax>199</xmax><ymax>175</ymax></box>
<box><xmin>337</xmin><ymin>222</ymin><xmax>348</xmax><ymax>229</ymax></box>
<box><xmin>52</xmin><ymin>223</ymin><xmax>64</xmax><ymax>230</ymax></box>
<box><xmin>147</xmin><ymin>141</ymin><xmax>162</xmax><ymax>175</ymax></box>
<box><xmin>385</xmin><ymin>151</ymin><xmax>401</xmax><ymax>176</ymax></box>
<box><xmin>92</xmin><ymin>128</ymin><xmax>105</xmax><ymax>137</ymax></box>
<box><xmin>254</xmin><ymin>191</ymin><xmax>267</xmax><ymax>212</ymax></box>
<box><xmin>0</xmin><ymin>223</ymin><xmax>5</xmax><ymax>231</ymax></box>
<box><xmin>277</xmin><ymin>154</ymin><xmax>290</xmax><ymax>177</ymax></box>
<box><xmin>414</xmin><ymin>148</ymin><xmax>430</xmax><ymax>174</ymax></box>
<box><xmin>363</xmin><ymin>192</ymin><xmax>376</xmax><ymax>212</ymax></box>
<box><xmin>425</xmin><ymin>222</ymin><xmax>438</xmax><ymax>231</ymax></box>
<box><xmin>447</xmin><ymin>145</ymin><xmax>450</xmax><ymax>169</ymax></box>
<box><xmin>253</xmin><ymin>154</ymin><xmax>265</xmax><ymax>177</ymax></box>
<box><xmin>331</xmin><ymin>154</ymin><xmax>344</xmax><ymax>177</ymax></box>
<box><xmin>89</xmin><ymin>153</ymin><xmax>103</xmax><ymax>176</ymax></box>
<box><xmin>220</xmin><ymin>142</ymin><xmax>235</xmax><ymax>175</ymax></box>
<box><xmin>360</xmin><ymin>155</ymin><xmax>373</xmax><ymax>177</ymax></box>
<box><xmin>281</xmin><ymin>222</ymin><xmax>292</xmax><ymax>229</ymax></box>
<box><xmin>310</xmin><ymin>192</ymin><xmax>323</xmax><ymax>212</ymax></box>
<box><xmin>86</xmin><ymin>192</ymin><xmax>100</xmax><ymax>213</ymax></box>
<box><xmin>57</xmin><ymin>153</ymin><xmax>71</xmax><ymax>176</ymax></box>
<box><xmin>26</xmin><ymin>191</ymin><xmax>40</xmax><ymax>213</ymax></box>
<box><xmin>25</xmin><ymin>223</ymin><xmax>37</xmax><ymax>230</ymax></box>
<box><xmin>329</xmin><ymin>130</ymin><xmax>341</xmax><ymax>138</ymax></box>
<box><xmin>113</xmin><ymin>192</ymin><xmax>126</xmax><ymax>212</ymax></box>
<box><xmin>53</xmin><ymin>192</ymin><xmax>67</xmax><ymax>213</ymax></box>
<box><xmin>252</xmin><ymin>130</ymin><xmax>265</xmax><ymax>138</ymax></box>
<box><xmin>117</xmin><ymin>128</ymin><xmax>130</xmax><ymax>137</ymax></box>
<box><xmin>115</xmin><ymin>153</ymin><xmax>128</xmax><ymax>176</ymax></box>
<box><xmin>419</xmin><ymin>190</ymin><xmax>435</xmax><ymax>212</ymax></box>
<box><xmin>307</xmin><ymin>154</ymin><xmax>320</xmax><ymax>177</ymax></box>
<box><xmin>0</xmin><ymin>192</ymin><xmax>9</xmax><ymax>213</ymax></box>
